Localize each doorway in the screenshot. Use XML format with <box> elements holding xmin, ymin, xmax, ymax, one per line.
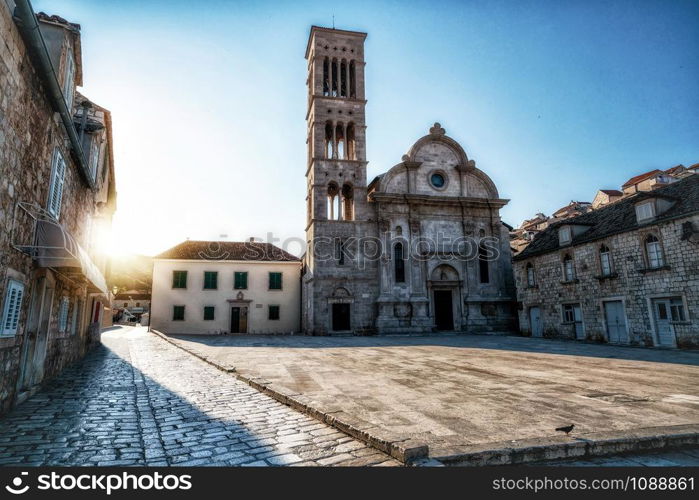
<box><xmin>230</xmin><ymin>306</ymin><xmax>248</xmax><ymax>333</ymax></box>
<box><xmin>17</xmin><ymin>276</ymin><xmax>53</xmax><ymax>394</ymax></box>
<box><xmin>604</xmin><ymin>300</ymin><xmax>627</xmax><ymax>343</ymax></box>
<box><xmin>331</xmin><ymin>303</ymin><xmax>351</xmax><ymax>331</ymax></box>
<box><xmin>433</xmin><ymin>290</ymin><xmax>454</xmax><ymax>331</ymax></box>
<box><xmin>529</xmin><ymin>306</ymin><xmax>543</xmax><ymax>337</ymax></box>
<box><xmin>652</xmin><ymin>299</ymin><xmax>676</xmax><ymax>347</ymax></box>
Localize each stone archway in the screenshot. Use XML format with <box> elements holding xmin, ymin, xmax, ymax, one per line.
<box><xmin>428</xmin><ymin>264</ymin><xmax>461</xmax><ymax>331</ymax></box>
<box><xmin>328</xmin><ymin>287</ymin><xmax>353</xmax><ymax>333</ymax></box>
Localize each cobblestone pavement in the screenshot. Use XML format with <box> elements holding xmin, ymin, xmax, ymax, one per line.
<box><xmin>0</xmin><ymin>326</ymin><xmax>399</xmax><ymax>466</ymax></box>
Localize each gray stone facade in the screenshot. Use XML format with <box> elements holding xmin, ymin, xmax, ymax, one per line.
<box><xmin>302</xmin><ymin>27</ymin><xmax>516</xmax><ymax>335</ymax></box>
<box><xmin>0</xmin><ymin>4</ymin><xmax>115</xmax><ymax>413</ymax></box>
<box><xmin>514</xmin><ymin>175</ymin><xmax>699</xmax><ymax>348</ymax></box>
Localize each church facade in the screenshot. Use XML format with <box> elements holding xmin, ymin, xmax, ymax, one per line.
<box><xmin>302</xmin><ymin>26</ymin><xmax>516</xmax><ymax>335</ymax></box>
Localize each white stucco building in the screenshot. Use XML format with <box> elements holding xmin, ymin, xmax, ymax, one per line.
<box><xmin>150</xmin><ymin>241</ymin><xmax>301</xmax><ymax>335</ymax></box>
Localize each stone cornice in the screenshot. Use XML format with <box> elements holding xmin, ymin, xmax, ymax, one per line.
<box><xmin>369</xmin><ymin>193</ymin><xmax>509</xmax><ymax>209</ymax></box>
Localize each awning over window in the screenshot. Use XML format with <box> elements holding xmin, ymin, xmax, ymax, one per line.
<box><xmin>13</xmin><ymin>203</ymin><xmax>108</xmax><ymax>295</ymax></box>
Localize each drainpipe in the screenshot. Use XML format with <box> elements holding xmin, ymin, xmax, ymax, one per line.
<box><xmin>13</xmin><ymin>0</ymin><xmax>94</xmax><ymax>189</ymax></box>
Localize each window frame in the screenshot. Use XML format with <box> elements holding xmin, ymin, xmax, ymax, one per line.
<box><xmin>203</xmin><ymin>271</ymin><xmax>218</xmax><ymax>290</ymax></box>
<box><xmin>599</xmin><ymin>245</ymin><xmax>613</xmax><ymax>276</ymax></box>
<box><xmin>558</xmin><ymin>226</ymin><xmax>572</xmax><ymax>245</ymax></box>
<box><xmin>526</xmin><ymin>263</ymin><xmax>536</xmax><ymax>287</ymax></box>
<box><xmin>562</xmin><ymin>254</ymin><xmax>575</xmax><ymax>281</ymax></box>
<box><xmin>0</xmin><ymin>280</ymin><xmax>25</xmax><ymax>337</ymax></box>
<box><xmin>635</xmin><ymin>201</ymin><xmax>656</xmax><ymax>222</ymax></box>
<box><xmin>203</xmin><ymin>306</ymin><xmax>215</xmax><ymax>321</ymax></box>
<box><xmin>88</xmin><ymin>136</ymin><xmax>100</xmax><ymax>181</ymax></box>
<box><xmin>63</xmin><ymin>47</ymin><xmax>75</xmax><ymax>111</ymax></box>
<box><xmin>562</xmin><ymin>303</ymin><xmax>576</xmax><ymax>323</ymax></box>
<box><xmin>47</xmin><ymin>148</ymin><xmax>67</xmax><ymax>219</ymax></box>
<box><xmin>669</xmin><ymin>298</ymin><xmax>686</xmax><ymax>322</ymax></box>
<box><xmin>268</xmin><ymin>305</ymin><xmax>280</xmax><ymax>321</ymax></box>
<box><xmin>644</xmin><ymin>234</ymin><xmax>664</xmax><ymax>269</ymax></box>
<box><xmin>478</xmin><ymin>243</ymin><xmax>490</xmax><ymax>284</ymax></box>
<box><xmin>234</xmin><ymin>272</ymin><xmax>248</xmax><ymax>290</ymax></box>
<box><xmin>269</xmin><ymin>272</ymin><xmax>283</xmax><ymax>290</ymax></box>
<box><xmin>172</xmin><ymin>270</ymin><xmax>188</xmax><ymax>289</ymax></box>
<box><xmin>394</xmin><ymin>242</ymin><xmax>406</xmax><ymax>283</ymax></box>
<box><xmin>172</xmin><ymin>305</ymin><xmax>185</xmax><ymax>321</ymax></box>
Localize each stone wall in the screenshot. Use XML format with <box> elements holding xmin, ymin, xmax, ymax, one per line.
<box><xmin>0</xmin><ymin>3</ymin><xmax>112</xmax><ymax>413</ymax></box>
<box><xmin>514</xmin><ymin>214</ymin><xmax>699</xmax><ymax>348</ymax></box>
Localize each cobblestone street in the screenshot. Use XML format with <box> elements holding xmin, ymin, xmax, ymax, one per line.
<box><xmin>0</xmin><ymin>326</ymin><xmax>398</xmax><ymax>467</ymax></box>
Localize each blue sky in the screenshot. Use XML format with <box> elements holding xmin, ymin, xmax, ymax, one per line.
<box><xmin>33</xmin><ymin>0</ymin><xmax>699</xmax><ymax>256</ymax></box>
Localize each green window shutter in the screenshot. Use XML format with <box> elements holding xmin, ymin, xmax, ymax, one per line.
<box><xmin>268</xmin><ymin>305</ymin><xmax>280</xmax><ymax>320</ymax></box>
<box><xmin>173</xmin><ymin>271</ymin><xmax>187</xmax><ymax>288</ymax></box>
<box><xmin>204</xmin><ymin>271</ymin><xmax>218</xmax><ymax>289</ymax></box>
<box><xmin>203</xmin><ymin>306</ymin><xmax>215</xmax><ymax>320</ymax></box>
<box><xmin>234</xmin><ymin>272</ymin><xmax>248</xmax><ymax>290</ymax></box>
<box><xmin>269</xmin><ymin>272</ymin><xmax>282</xmax><ymax>290</ymax></box>
<box><xmin>173</xmin><ymin>305</ymin><xmax>185</xmax><ymax>320</ymax></box>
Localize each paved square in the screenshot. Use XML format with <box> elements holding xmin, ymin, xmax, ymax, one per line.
<box><xmin>163</xmin><ymin>333</ymin><xmax>699</xmax><ymax>459</ymax></box>
<box><xmin>0</xmin><ymin>327</ymin><xmax>398</xmax><ymax>467</ymax></box>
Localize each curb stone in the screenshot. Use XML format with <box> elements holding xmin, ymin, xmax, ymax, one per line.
<box><xmin>149</xmin><ymin>330</ymin><xmax>426</xmax><ymax>463</ymax></box>
<box><xmin>149</xmin><ymin>330</ymin><xmax>699</xmax><ymax>466</ymax></box>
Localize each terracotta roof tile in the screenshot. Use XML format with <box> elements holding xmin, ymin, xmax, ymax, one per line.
<box><xmin>154</xmin><ymin>241</ymin><xmax>300</xmax><ymax>262</ymax></box>
<box><xmin>622</xmin><ymin>169</ymin><xmax>663</xmax><ymax>188</ymax></box>
<box><xmin>515</xmin><ymin>174</ymin><xmax>699</xmax><ymax>260</ymax></box>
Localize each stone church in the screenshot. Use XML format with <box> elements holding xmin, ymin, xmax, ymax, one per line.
<box><xmin>302</xmin><ymin>26</ymin><xmax>516</xmax><ymax>335</ymax></box>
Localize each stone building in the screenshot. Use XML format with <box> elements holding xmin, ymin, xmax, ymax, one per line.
<box><xmin>301</xmin><ymin>27</ymin><xmax>516</xmax><ymax>335</ymax></box>
<box><xmin>591</xmin><ymin>189</ymin><xmax>623</xmax><ymax>209</ymax></box>
<box><xmin>114</xmin><ymin>290</ymin><xmax>151</xmax><ymax>322</ymax></box>
<box><xmin>0</xmin><ymin>3</ymin><xmax>115</xmax><ymax>413</ymax></box>
<box><xmin>150</xmin><ymin>241</ymin><xmax>301</xmax><ymax>335</ymax></box>
<box><xmin>513</xmin><ymin>174</ymin><xmax>699</xmax><ymax>348</ymax></box>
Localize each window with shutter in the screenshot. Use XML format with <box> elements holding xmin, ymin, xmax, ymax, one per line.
<box><xmin>203</xmin><ymin>306</ymin><xmax>215</xmax><ymax>320</ymax></box>
<box><xmin>269</xmin><ymin>272</ymin><xmax>282</xmax><ymax>290</ymax></box>
<box><xmin>48</xmin><ymin>149</ymin><xmax>66</xmax><ymax>219</ymax></box>
<box><xmin>63</xmin><ymin>49</ymin><xmax>75</xmax><ymax>110</ymax></box>
<box><xmin>1</xmin><ymin>280</ymin><xmax>25</xmax><ymax>336</ymax></box>
<box><xmin>203</xmin><ymin>271</ymin><xmax>218</xmax><ymax>290</ymax></box>
<box><xmin>234</xmin><ymin>272</ymin><xmax>248</xmax><ymax>290</ymax></box>
<box><xmin>89</xmin><ymin>138</ymin><xmax>100</xmax><ymax>181</ymax></box>
<box><xmin>173</xmin><ymin>306</ymin><xmax>185</xmax><ymax>321</ymax></box>
<box><xmin>172</xmin><ymin>271</ymin><xmax>187</xmax><ymax>288</ymax></box>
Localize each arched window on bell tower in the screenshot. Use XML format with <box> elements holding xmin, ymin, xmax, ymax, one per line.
<box><xmin>341</xmin><ymin>183</ymin><xmax>354</xmax><ymax>221</ymax></box>
<box><xmin>346</xmin><ymin>123</ymin><xmax>356</xmax><ymax>160</ymax></box>
<box><xmin>349</xmin><ymin>60</ymin><xmax>356</xmax><ymax>98</ymax></box>
<box><xmin>331</xmin><ymin>57</ymin><xmax>339</xmax><ymax>97</ymax></box>
<box><xmin>322</xmin><ymin>57</ymin><xmax>330</xmax><ymax>96</ymax></box>
<box><xmin>325</xmin><ymin>121</ymin><xmax>334</xmax><ymax>159</ymax></box>
<box><xmin>340</xmin><ymin>58</ymin><xmax>347</xmax><ymax>97</ymax></box>
<box><xmin>336</xmin><ymin>122</ymin><xmax>345</xmax><ymax>159</ymax></box>
<box><xmin>327</xmin><ymin>182</ymin><xmax>339</xmax><ymax>220</ymax></box>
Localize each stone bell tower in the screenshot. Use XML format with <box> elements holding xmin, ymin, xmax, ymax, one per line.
<box><xmin>303</xmin><ymin>26</ymin><xmax>376</xmax><ymax>335</ymax></box>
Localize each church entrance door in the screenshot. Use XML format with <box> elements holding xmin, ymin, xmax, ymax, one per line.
<box><xmin>434</xmin><ymin>290</ymin><xmax>454</xmax><ymax>331</ymax></box>
<box><xmin>331</xmin><ymin>303</ymin><xmax>351</xmax><ymax>331</ymax></box>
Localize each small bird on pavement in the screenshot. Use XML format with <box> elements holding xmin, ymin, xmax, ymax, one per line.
<box><xmin>555</xmin><ymin>424</ymin><xmax>575</xmax><ymax>435</ymax></box>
